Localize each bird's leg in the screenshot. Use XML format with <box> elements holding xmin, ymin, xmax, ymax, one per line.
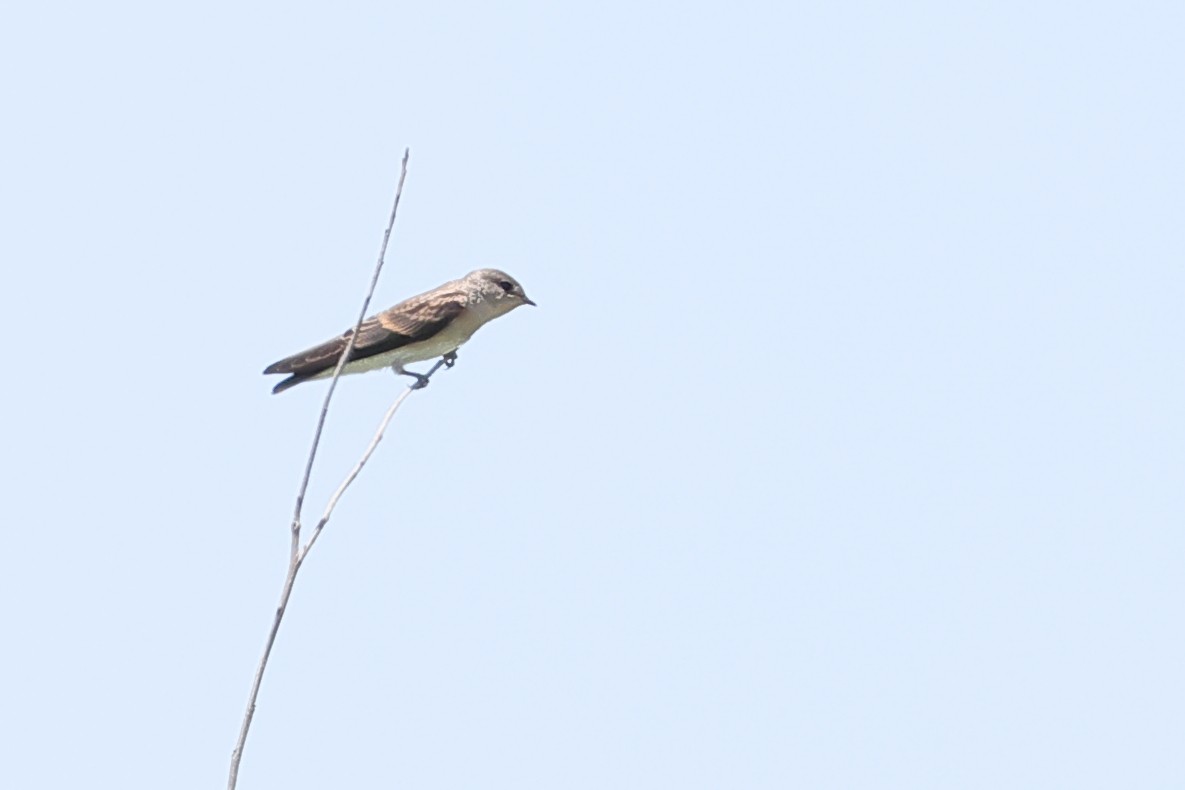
<box><xmin>422</xmin><ymin>356</ymin><xmax>450</xmax><ymax>380</ymax></box>
<box><xmin>393</xmin><ymin>355</ymin><xmax>454</xmax><ymax>390</ymax></box>
<box><xmin>392</xmin><ymin>364</ymin><xmax>431</xmax><ymax>390</ymax></box>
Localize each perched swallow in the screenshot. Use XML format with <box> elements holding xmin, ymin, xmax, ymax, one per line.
<box><xmin>264</xmin><ymin>268</ymin><xmax>535</xmax><ymax>394</ymax></box>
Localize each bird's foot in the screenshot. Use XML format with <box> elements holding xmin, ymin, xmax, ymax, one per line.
<box><xmin>394</xmin><ymin>354</ymin><xmax>455</xmax><ymax>390</ymax></box>
<box><xmin>393</xmin><ymin>367</ymin><xmax>432</xmax><ymax>389</ymax></box>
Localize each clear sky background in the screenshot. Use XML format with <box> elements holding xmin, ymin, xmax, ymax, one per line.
<box><xmin>1</xmin><ymin>2</ymin><xmax>1181</xmax><ymax>788</ymax></box>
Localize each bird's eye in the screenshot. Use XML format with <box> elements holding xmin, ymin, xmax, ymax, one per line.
<box><xmin>499</xmin><ymin>281</ymin><xmax>514</xmax><ymax>292</ymax></box>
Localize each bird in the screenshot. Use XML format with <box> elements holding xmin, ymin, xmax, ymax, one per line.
<box><xmin>263</xmin><ymin>268</ymin><xmax>535</xmax><ymax>394</ymax></box>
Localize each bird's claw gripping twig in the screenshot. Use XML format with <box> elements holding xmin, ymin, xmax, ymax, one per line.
<box><xmin>403</xmin><ymin>372</ymin><xmax>431</xmax><ymax>389</ymax></box>
<box><xmin>394</xmin><ymin>353</ymin><xmax>456</xmax><ymax>390</ymax></box>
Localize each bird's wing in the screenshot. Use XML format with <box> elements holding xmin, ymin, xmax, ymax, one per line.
<box><xmin>263</xmin><ymin>290</ymin><xmax>468</xmax><ymax>377</ymax></box>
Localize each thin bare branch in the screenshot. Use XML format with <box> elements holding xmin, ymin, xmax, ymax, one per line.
<box><xmin>228</xmin><ymin>148</ymin><xmax>412</xmax><ymax>790</ymax></box>
<box><xmin>301</xmin><ymin>357</ymin><xmax>451</xmax><ymax>560</ymax></box>
<box><xmin>291</xmin><ymin>148</ymin><xmax>412</xmax><ymax>537</ymax></box>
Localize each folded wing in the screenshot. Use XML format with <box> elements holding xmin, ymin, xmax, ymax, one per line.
<box><xmin>264</xmin><ymin>289</ymin><xmax>467</xmax><ymax>392</ymax></box>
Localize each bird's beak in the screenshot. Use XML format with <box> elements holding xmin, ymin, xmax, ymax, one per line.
<box><xmin>522</xmin><ymin>296</ymin><xmax>537</xmax><ymax>307</ymax></box>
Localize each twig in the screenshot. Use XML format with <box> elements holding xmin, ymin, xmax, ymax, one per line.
<box><xmin>228</xmin><ymin>149</ymin><xmax>412</xmax><ymax>790</ymax></box>
<box><xmin>303</xmin><ymin>357</ymin><xmax>450</xmax><ymax>559</ymax></box>
<box><xmin>292</xmin><ymin>148</ymin><xmax>412</xmax><ymax>539</ymax></box>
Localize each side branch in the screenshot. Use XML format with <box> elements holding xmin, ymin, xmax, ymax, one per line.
<box><xmin>301</xmin><ymin>356</ymin><xmax>451</xmax><ymax>559</ymax></box>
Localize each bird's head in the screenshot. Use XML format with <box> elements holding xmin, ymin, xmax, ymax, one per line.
<box><xmin>466</xmin><ymin>269</ymin><xmax>536</xmax><ymax>309</ymax></box>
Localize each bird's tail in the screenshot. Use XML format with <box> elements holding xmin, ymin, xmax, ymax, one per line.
<box><xmin>270</xmin><ymin>374</ymin><xmax>309</xmax><ymax>394</ymax></box>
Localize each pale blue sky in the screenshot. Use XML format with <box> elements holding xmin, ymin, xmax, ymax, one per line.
<box><xmin>1</xmin><ymin>2</ymin><xmax>1181</xmax><ymax>788</ymax></box>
